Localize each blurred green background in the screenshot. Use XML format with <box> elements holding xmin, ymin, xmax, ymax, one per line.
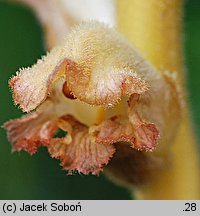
<box><xmin>0</xmin><ymin>0</ymin><xmax>199</xmax><ymax>199</ymax></box>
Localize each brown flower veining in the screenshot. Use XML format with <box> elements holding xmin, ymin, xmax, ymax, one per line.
<box><xmin>4</xmin><ymin>22</ymin><xmax>181</xmax><ymax>176</ymax></box>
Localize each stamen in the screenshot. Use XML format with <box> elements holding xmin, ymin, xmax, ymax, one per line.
<box><xmin>62</xmin><ymin>81</ymin><xmax>76</xmax><ymax>100</ymax></box>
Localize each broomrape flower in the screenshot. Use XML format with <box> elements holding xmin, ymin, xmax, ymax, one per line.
<box><xmin>4</xmin><ymin>21</ymin><xmax>181</xmax><ymax>176</ymax></box>
<box><xmin>5</xmin><ymin>0</ymin><xmax>200</xmax><ymax>200</ymax></box>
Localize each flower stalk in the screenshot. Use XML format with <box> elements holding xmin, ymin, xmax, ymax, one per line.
<box><xmin>117</xmin><ymin>0</ymin><xmax>200</xmax><ymax>199</ymax></box>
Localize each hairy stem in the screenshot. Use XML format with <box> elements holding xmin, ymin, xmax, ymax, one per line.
<box><xmin>117</xmin><ymin>0</ymin><xmax>200</xmax><ymax>199</ymax></box>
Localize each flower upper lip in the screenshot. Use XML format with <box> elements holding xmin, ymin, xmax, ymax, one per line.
<box><xmin>9</xmin><ymin>22</ymin><xmax>151</xmax><ymax>113</ymax></box>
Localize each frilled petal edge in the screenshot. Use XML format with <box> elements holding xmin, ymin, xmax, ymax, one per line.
<box><xmin>3</xmin><ymin>112</ymin><xmax>116</xmax><ymax>175</ymax></box>
<box><xmin>48</xmin><ymin>115</ymin><xmax>115</xmax><ymax>175</ymax></box>
<box><xmin>3</xmin><ymin>96</ymin><xmax>159</xmax><ymax>175</ymax></box>
<box><xmin>3</xmin><ymin>111</ymin><xmax>58</xmax><ymax>155</ymax></box>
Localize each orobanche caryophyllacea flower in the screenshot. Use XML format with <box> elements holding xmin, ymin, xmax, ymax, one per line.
<box><xmin>4</xmin><ymin>22</ymin><xmax>181</xmax><ymax>179</ymax></box>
